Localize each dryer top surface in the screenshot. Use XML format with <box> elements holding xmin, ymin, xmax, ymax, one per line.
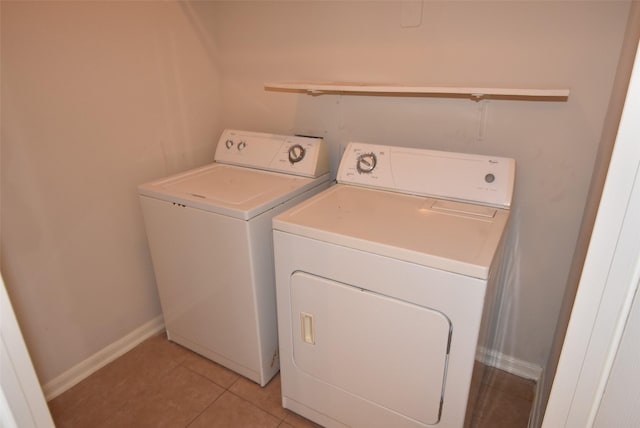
<box><xmin>273</xmin><ymin>184</ymin><xmax>510</xmax><ymax>279</ymax></box>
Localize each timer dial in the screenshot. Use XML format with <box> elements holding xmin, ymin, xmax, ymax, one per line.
<box><xmin>288</xmin><ymin>144</ymin><xmax>306</xmax><ymax>164</ymax></box>
<box><xmin>356</xmin><ymin>152</ymin><xmax>377</xmax><ymax>174</ymax></box>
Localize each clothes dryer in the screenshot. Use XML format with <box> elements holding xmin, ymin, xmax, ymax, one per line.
<box><xmin>139</xmin><ymin>129</ymin><xmax>329</xmax><ymax>386</ymax></box>
<box><xmin>273</xmin><ymin>142</ymin><xmax>515</xmax><ymax>426</ymax></box>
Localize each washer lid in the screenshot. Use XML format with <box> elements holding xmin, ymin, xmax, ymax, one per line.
<box><xmin>273</xmin><ymin>184</ymin><xmax>510</xmax><ymax>279</ymax></box>
<box><xmin>139</xmin><ymin>163</ymin><xmax>328</xmax><ymax>220</ymax></box>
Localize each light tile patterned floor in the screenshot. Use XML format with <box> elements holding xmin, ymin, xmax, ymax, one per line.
<box><xmin>48</xmin><ymin>333</ymin><xmax>534</xmax><ymax>427</ymax></box>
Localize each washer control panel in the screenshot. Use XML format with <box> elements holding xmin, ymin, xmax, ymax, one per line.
<box><xmin>215</xmin><ymin>129</ymin><xmax>329</xmax><ymax>178</ymax></box>
<box><xmin>337</xmin><ymin>142</ymin><xmax>516</xmax><ymax>208</ymax></box>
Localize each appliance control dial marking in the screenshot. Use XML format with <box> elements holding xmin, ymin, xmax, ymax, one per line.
<box><xmin>288</xmin><ymin>144</ymin><xmax>306</xmax><ymax>164</ymax></box>
<box><xmin>356</xmin><ymin>152</ymin><xmax>377</xmax><ymax>174</ymax></box>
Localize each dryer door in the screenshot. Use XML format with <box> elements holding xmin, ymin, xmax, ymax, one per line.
<box><xmin>290</xmin><ymin>272</ymin><xmax>451</xmax><ymax>425</ymax></box>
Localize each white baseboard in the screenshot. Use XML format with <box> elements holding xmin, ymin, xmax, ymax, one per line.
<box><xmin>477</xmin><ymin>346</ymin><xmax>543</xmax><ymax>382</ymax></box>
<box><xmin>41</xmin><ymin>322</ymin><xmax>540</xmax><ymax>403</ymax></box>
<box><xmin>42</xmin><ymin>316</ymin><xmax>165</xmax><ymax>401</ymax></box>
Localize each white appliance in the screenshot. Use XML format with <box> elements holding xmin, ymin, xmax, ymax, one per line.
<box><xmin>138</xmin><ymin>129</ymin><xmax>330</xmax><ymax>386</ymax></box>
<box><xmin>273</xmin><ymin>142</ymin><xmax>515</xmax><ymax>427</ymax></box>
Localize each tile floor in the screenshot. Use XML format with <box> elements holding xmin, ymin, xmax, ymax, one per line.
<box><xmin>48</xmin><ymin>333</ymin><xmax>535</xmax><ymax>427</ymax></box>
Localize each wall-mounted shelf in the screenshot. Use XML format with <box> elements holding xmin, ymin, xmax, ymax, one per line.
<box><xmin>264</xmin><ymin>81</ymin><xmax>570</xmax><ymax>101</ymax></box>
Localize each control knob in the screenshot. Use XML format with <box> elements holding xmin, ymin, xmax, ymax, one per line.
<box><xmin>225</xmin><ymin>139</ymin><xmax>234</xmax><ymax>149</ymax></box>
<box><xmin>356</xmin><ymin>152</ymin><xmax>377</xmax><ymax>174</ymax></box>
<box><xmin>288</xmin><ymin>144</ymin><xmax>306</xmax><ymax>164</ymax></box>
<box><xmin>237</xmin><ymin>141</ymin><xmax>247</xmax><ymax>151</ymax></box>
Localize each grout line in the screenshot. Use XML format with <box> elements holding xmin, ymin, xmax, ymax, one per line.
<box><xmin>228</xmin><ymin>374</ymin><xmax>242</xmax><ymax>390</ymax></box>
<box><xmin>178</xmin><ymin>361</ymin><xmax>237</xmax><ymax>392</ymax></box>
<box><xmin>226</xmin><ymin>388</ymin><xmax>288</xmax><ymax>422</ymax></box>
<box><xmin>184</xmin><ymin>385</ymin><xmax>223</xmax><ymax>428</ymax></box>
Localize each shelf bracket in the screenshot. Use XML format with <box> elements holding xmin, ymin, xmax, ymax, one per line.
<box><xmin>477</xmin><ymin>99</ymin><xmax>489</xmax><ymax>141</ymax></box>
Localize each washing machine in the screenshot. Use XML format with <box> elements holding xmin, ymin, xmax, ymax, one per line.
<box><xmin>273</xmin><ymin>142</ymin><xmax>515</xmax><ymax>427</ymax></box>
<box><xmin>138</xmin><ymin>129</ymin><xmax>329</xmax><ymax>386</ymax></box>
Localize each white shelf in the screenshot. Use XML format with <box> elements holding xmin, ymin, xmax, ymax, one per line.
<box><xmin>264</xmin><ymin>81</ymin><xmax>570</xmax><ymax>101</ymax></box>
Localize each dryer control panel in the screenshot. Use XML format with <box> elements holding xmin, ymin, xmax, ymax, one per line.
<box><xmin>215</xmin><ymin>129</ymin><xmax>329</xmax><ymax>178</ymax></box>
<box><xmin>337</xmin><ymin>142</ymin><xmax>515</xmax><ymax>208</ymax></box>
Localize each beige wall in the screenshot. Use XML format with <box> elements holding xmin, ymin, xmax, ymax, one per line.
<box><xmin>193</xmin><ymin>1</ymin><xmax>631</xmax><ymax>368</ymax></box>
<box><xmin>1</xmin><ymin>1</ymin><xmax>222</xmax><ymax>384</ymax></box>
<box><xmin>0</xmin><ymin>0</ymin><xmax>632</xmax><ymax>388</ymax></box>
<box><xmin>535</xmin><ymin>3</ymin><xmax>640</xmax><ymax>425</ymax></box>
